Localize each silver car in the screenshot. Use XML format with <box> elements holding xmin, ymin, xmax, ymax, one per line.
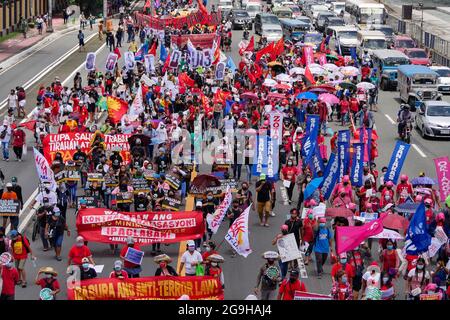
<box><xmin>261</xmin><ymin>25</ymin><xmax>283</xmax><ymax>42</ymax></box>
<box><xmin>415</xmin><ymin>100</ymin><xmax>450</xmax><ymax>138</ymax></box>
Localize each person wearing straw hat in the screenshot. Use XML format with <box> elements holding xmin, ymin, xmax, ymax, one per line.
<box><xmin>35</xmin><ymin>267</ymin><xmax>60</xmax><ymax>299</ymax></box>
<box><xmin>255</xmin><ymin>251</ymin><xmax>282</xmax><ymax>301</ymax></box>
<box><xmin>154</xmin><ymin>254</ymin><xmax>178</xmax><ymax>276</ymax></box>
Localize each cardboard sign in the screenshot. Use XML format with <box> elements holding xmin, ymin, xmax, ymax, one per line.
<box><xmin>77</xmin><ymin>196</ymin><xmax>99</xmax><ymax>210</ymax></box>
<box><xmin>277</xmin><ymin>233</ymin><xmax>301</xmax><ymax>263</ymax></box>
<box><xmin>215</xmin><ymin>62</ymin><xmax>226</xmax><ymax>80</ymax></box>
<box><xmin>65</xmin><ymin>165</ymin><xmax>81</xmax><ymax>181</ymax></box>
<box><xmin>219</xmin><ymin>179</ymin><xmax>238</xmax><ymax>192</ymax></box>
<box><xmin>104</xmin><ymin>175</ymin><xmax>119</xmax><ymax>188</ymax></box>
<box><xmin>144</xmin><ymin>169</ymin><xmax>157</xmax><ymax>181</ymax></box>
<box><xmin>312</xmin><ymin>203</ymin><xmax>326</xmax><ymax>218</ymax></box>
<box><xmin>360</xmin><ymin>212</ymin><xmax>378</xmax><ymax>222</ymax></box>
<box><xmin>420</xmin><ymin>293</ymin><xmax>441</xmax><ymax>300</ymax></box>
<box><xmin>132</xmin><ymin>178</ymin><xmax>151</xmax><ymax>193</ymax></box>
<box><xmin>124</xmin><ymin>247</ymin><xmax>144</xmax><ymax>265</ymax></box>
<box><xmin>87</xmin><ymin>173</ymin><xmax>105</xmax><ymax>182</ymax></box>
<box><xmin>161</xmin><ymin>196</ymin><xmax>182</xmax><ymax>211</ymax></box>
<box><xmin>54</xmin><ymin>170</ymin><xmax>66</xmax><ymax>183</ymax></box>
<box><xmin>165</xmin><ymin>173</ymin><xmax>181</xmax><ymax>190</ymax></box>
<box><xmin>169</xmin><ymin>50</ymin><xmax>182</xmax><ymax>69</ymax></box>
<box><xmin>0</xmin><ymin>200</ymin><xmax>20</xmax><ymax>217</ymax></box>
<box><xmin>116</xmin><ymin>192</ymin><xmax>134</xmax><ymax>204</ymax></box>
<box><xmin>85</xmin><ymin>52</ymin><xmax>96</xmax><ymax>71</ymax></box>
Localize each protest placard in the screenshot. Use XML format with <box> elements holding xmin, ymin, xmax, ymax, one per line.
<box><xmin>294</xmin><ymin>291</ymin><xmax>332</xmax><ymax>300</ymax></box>
<box><xmin>0</xmin><ymin>200</ymin><xmax>20</xmax><ymax>217</ymax></box>
<box><xmin>54</xmin><ymin>170</ymin><xmax>66</xmax><ymax>183</ymax></box>
<box><xmin>219</xmin><ymin>179</ymin><xmax>238</xmax><ymax>192</ymax></box>
<box><xmin>104</xmin><ymin>175</ymin><xmax>119</xmax><ymax>188</ymax></box>
<box><xmin>161</xmin><ymin>196</ymin><xmax>182</xmax><ymax>211</ymax></box>
<box><xmin>165</xmin><ymin>173</ymin><xmax>181</xmax><ymax>190</ymax></box>
<box><xmin>76</xmin><ymin>197</ymin><xmax>99</xmax><ymax>210</ymax></box>
<box><xmin>312</xmin><ymin>203</ymin><xmax>326</xmax><ymax>218</ymax></box>
<box><xmin>360</xmin><ymin>211</ymin><xmax>378</xmax><ymax>222</ymax></box>
<box><xmin>420</xmin><ymin>293</ymin><xmax>441</xmax><ymax>300</ymax></box>
<box><xmin>277</xmin><ymin>233</ymin><xmax>301</xmax><ymax>263</ymax></box>
<box><xmin>65</xmin><ymin>166</ymin><xmax>81</xmax><ymax>181</ymax></box>
<box><xmin>87</xmin><ymin>173</ymin><xmax>105</xmax><ymax>182</ymax></box>
<box><xmin>131</xmin><ymin>178</ymin><xmax>151</xmax><ymax>193</ymax></box>
<box><xmin>116</xmin><ymin>192</ymin><xmax>134</xmax><ymax>204</ymax></box>
<box><xmin>124</xmin><ymin>247</ymin><xmax>144</xmax><ymax>265</ymax></box>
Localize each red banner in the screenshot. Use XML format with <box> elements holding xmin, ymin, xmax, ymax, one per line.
<box><xmin>303</xmin><ymin>46</ymin><xmax>314</xmax><ymax>66</ymax></box>
<box><xmin>67</xmin><ymin>276</ymin><xmax>224</xmax><ymax>300</ymax></box>
<box><xmin>76</xmin><ymin>208</ymin><xmax>205</xmax><ymax>245</ymax></box>
<box><xmin>43</xmin><ymin>133</ymin><xmax>131</xmax><ymax>164</ymax></box>
<box><xmin>171</xmin><ymin>34</ymin><xmax>216</xmax><ymax>49</ymax></box>
<box><xmin>135</xmin><ymin>11</ymin><xmax>221</xmax><ymax>30</ymax></box>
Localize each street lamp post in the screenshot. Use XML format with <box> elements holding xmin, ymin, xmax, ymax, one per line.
<box><xmin>103</xmin><ymin>0</ymin><xmax>108</xmax><ymax>26</ymax></box>
<box><xmin>47</xmin><ymin>0</ymin><xmax>53</xmax><ymax>32</ymax></box>
<box><xmin>419</xmin><ymin>2</ymin><xmax>424</xmax><ymax>46</ymax></box>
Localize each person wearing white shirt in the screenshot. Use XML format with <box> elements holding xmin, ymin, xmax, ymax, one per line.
<box><xmin>7</xmin><ymin>89</ymin><xmax>18</xmax><ymax>111</ymax></box>
<box><xmin>178</xmin><ymin>240</ymin><xmax>203</xmax><ymax>276</ymax></box>
<box><xmin>0</xmin><ymin>121</ymin><xmax>12</xmax><ymax>161</ymax></box>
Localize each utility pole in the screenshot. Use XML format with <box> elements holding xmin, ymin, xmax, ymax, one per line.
<box><xmin>419</xmin><ymin>2</ymin><xmax>424</xmax><ymax>46</ymax></box>
<box><xmin>47</xmin><ymin>0</ymin><xmax>53</xmax><ymax>32</ymax></box>
<box><xmin>103</xmin><ymin>0</ymin><xmax>107</xmax><ymax>25</ymax></box>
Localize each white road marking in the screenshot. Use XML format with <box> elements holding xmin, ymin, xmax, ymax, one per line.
<box><xmin>8</xmin><ymin>42</ymin><xmax>107</xmax><ymax>233</ymax></box>
<box><xmin>384</xmin><ymin>114</ymin><xmax>396</xmax><ymax>125</ymax></box>
<box><xmin>0</xmin><ymin>32</ymin><xmax>97</xmax><ymax>112</ymax></box>
<box><xmin>412</xmin><ymin>143</ymin><xmax>427</xmax><ymax>158</ymax></box>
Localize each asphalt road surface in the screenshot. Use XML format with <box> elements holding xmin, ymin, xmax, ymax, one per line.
<box><xmin>10</xmin><ymin>1</ymin><xmax>449</xmax><ymax>300</ymax></box>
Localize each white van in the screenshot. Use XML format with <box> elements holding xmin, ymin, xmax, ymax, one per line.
<box><xmin>246</xmin><ymin>2</ymin><xmax>263</xmax><ymax>20</ymax></box>
<box><xmin>356</xmin><ymin>30</ymin><xmax>386</xmax><ymax>58</ymax></box>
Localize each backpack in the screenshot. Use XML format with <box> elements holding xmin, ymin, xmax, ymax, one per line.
<box><xmin>0</xmin><ymin>129</ymin><xmax>7</xmax><ymax>140</ymax></box>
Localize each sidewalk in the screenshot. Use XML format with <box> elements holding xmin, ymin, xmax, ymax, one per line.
<box><xmin>0</xmin><ymin>18</ymin><xmax>77</xmax><ymax>63</ymax></box>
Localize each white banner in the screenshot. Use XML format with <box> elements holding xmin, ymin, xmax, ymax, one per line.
<box><xmin>225</xmin><ymin>205</ymin><xmax>252</xmax><ymax>257</ymax></box>
<box><xmin>33</xmin><ymin>147</ymin><xmax>57</xmax><ymax>191</ymax></box>
<box><xmin>85</xmin><ymin>52</ymin><xmax>96</xmax><ymax>71</ymax></box>
<box><xmin>277</xmin><ymin>233</ymin><xmax>301</xmax><ymax>263</ymax></box>
<box><xmin>215</xmin><ymin>62</ymin><xmax>226</xmax><ymax>80</ymax></box>
<box><xmin>369</xmin><ymin>228</ymin><xmax>404</xmax><ymax>240</ymax></box>
<box><xmin>105</xmin><ymin>53</ymin><xmax>119</xmax><ymax>72</ymax></box>
<box><xmin>124</xmin><ymin>51</ymin><xmax>136</xmax><ymax>71</ymax></box>
<box><xmin>169</xmin><ymin>50</ymin><xmax>182</xmax><ymax>69</ymax></box>
<box><xmin>269</xmin><ymin>111</ymin><xmax>283</xmax><ymax>141</ymax></box>
<box><xmin>144</xmin><ymin>54</ymin><xmax>155</xmax><ymax>74</ymax></box>
<box><xmin>206</xmin><ymin>187</ymin><xmax>232</xmax><ymax>234</ymax></box>
<box><xmin>129</xmin><ymin>84</ymin><xmax>144</xmax><ymax>117</ymax></box>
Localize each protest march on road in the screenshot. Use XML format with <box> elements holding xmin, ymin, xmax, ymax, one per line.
<box><xmin>0</xmin><ymin>0</ymin><xmax>449</xmax><ymax>302</ymax></box>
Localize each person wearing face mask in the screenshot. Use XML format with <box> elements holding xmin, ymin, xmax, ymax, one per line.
<box><xmin>0</xmin><ymin>257</ymin><xmax>19</xmax><ymax>300</ymax></box>
<box><xmin>255</xmin><ymin>251</ymin><xmax>282</xmax><ymax>301</ymax></box>
<box><xmin>380</xmin><ymin>181</ymin><xmax>395</xmax><ymax>208</ymax></box>
<box><xmin>1</xmin><ymin>182</ymin><xmax>19</xmax><ymax>229</ymax></box>
<box><xmin>154</xmin><ymin>254</ymin><xmax>178</xmax><ymax>276</ymax></box>
<box><xmin>379</xmin><ymin>240</ymin><xmax>399</xmax><ymax>275</ymax></box>
<box><xmin>331</xmin><ymin>175</ymin><xmax>354</xmax><ymax>203</ymax></box>
<box><xmin>236</xmin><ymin>182</ymin><xmax>253</xmax><ymax>209</ymax></box>
<box><xmin>284</xmin><ymin>208</ymin><xmax>303</xmax><ymax>248</ymax></box>
<box><xmin>30</xmin><ymin>182</ymin><xmax>58</xmax><ymax>210</ymax></box>
<box><xmin>202</xmin><ymin>191</ymin><xmax>218</xmax><ymax>240</ymax></box>
<box><xmin>333</xmin><ymin>188</ymin><xmax>352</xmax><ymax>208</ymax></box>
<box><xmin>67</xmin><ymin>236</ymin><xmax>95</xmax><ymax>267</ymax></box>
<box><xmin>423</xmin><ymin>198</ymin><xmax>435</xmax><ymax>225</ymax></box>
<box><xmin>331</xmin><ymin>270</ymin><xmax>353</xmax><ymax>300</ymax></box>
<box><xmin>331</xmin><ymin>253</ymin><xmax>355</xmax><ymax>287</ymax></box>
<box><xmin>407</xmin><ymin>257</ymin><xmax>430</xmax><ymax>300</ymax></box>
<box><xmin>45</xmin><ymin>207</ymin><xmax>70</xmax><ymax>261</ymax></box>
<box><xmin>202</xmin><ymin>241</ymin><xmax>219</xmax><ymax>263</ymax></box>
<box><xmin>80</xmin><ymin>257</ymin><xmax>98</xmax><ymax>280</ymax></box>
<box><xmin>272</xmin><ymin>225</ymin><xmax>291</xmax><ymax>279</ymax></box>
<box><xmin>281</xmin><ymin>160</ymin><xmax>299</xmax><ymax>205</ymax></box>
<box><xmin>205</xmin><ymin>255</ymin><xmax>225</xmax><ymax>288</ymax></box>
<box><xmin>395</xmin><ymin>174</ymin><xmax>413</xmax><ymax>205</ymax></box>
<box><xmin>361</xmin><ymin>261</ymin><xmax>381</xmax><ymax>299</ymax></box>
<box><xmin>380</xmin><ymin>271</ymin><xmax>396</xmax><ymax>300</ymax></box>
<box><xmin>178</xmin><ymin>240</ymin><xmax>203</xmax><ymax>276</ymax></box>
<box><xmin>35</xmin><ymin>267</ymin><xmax>61</xmax><ymax>299</ymax></box>
<box><xmin>120</xmin><ymin>236</ymin><xmax>142</xmax><ymax>278</ymax></box>
<box><xmin>111</xmin><ymin>179</ymin><xmax>134</xmax><ymax>212</ymax></box>
<box><xmin>296</xmin><ymin>168</ymin><xmax>311</xmax><ymax>211</ymax></box>
<box><xmin>9</xmin><ymin>229</ymin><xmax>35</xmax><ymax>288</ymax></box>
<box><xmin>312</xmin><ymin>218</ymin><xmax>334</xmax><ymax>279</ymax></box>
<box><xmin>277</xmin><ymin>269</ymin><xmax>307</xmax><ymax>300</ymax></box>
<box><xmin>301</xmin><ymin>209</ymin><xmax>316</xmax><ymax>265</ymax></box>
<box><xmin>109</xmin><ymin>259</ymin><xmax>129</xmax><ymax>279</ymax></box>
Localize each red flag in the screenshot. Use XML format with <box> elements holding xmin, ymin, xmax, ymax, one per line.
<box><xmin>246</xmin><ymin>68</ymin><xmax>256</xmax><ymax>83</ymax></box>
<box><xmin>142</xmin><ymin>84</ymin><xmax>149</xmax><ymax>97</ymax></box>
<box><xmin>113</xmin><ymin>47</ymin><xmax>121</xmax><ymax>60</ymax></box>
<box><xmin>270</xmin><ymin>37</ymin><xmax>284</xmax><ymax>61</ymax></box>
<box><xmin>304</xmin><ymin>66</ymin><xmax>316</xmax><ymax>85</ymax></box>
<box><xmin>213</xmin><ymin>89</ymin><xmax>231</xmax><ymax>105</ymax></box>
<box><xmin>255</xmin><ymin>42</ymin><xmax>274</xmax><ymax>61</ymax></box>
<box><xmin>212</xmin><ymin>37</ymin><xmax>221</xmax><ymax>65</ymax></box>
<box><xmin>197</xmin><ymin>0</ymin><xmax>208</xmax><ymax>16</ymax></box>
<box><xmin>107</xmin><ymin>96</ymin><xmax>128</xmax><ymax>124</ymax></box>
<box><xmin>19</xmin><ymin>120</ymin><xmax>37</xmax><ymax>131</ymax></box>
<box><xmin>245</xmin><ymin>36</ymin><xmax>254</xmax><ymax>53</ymax></box>
<box><xmin>148</xmin><ymin>42</ymin><xmax>157</xmax><ymax>55</ymax></box>
<box><xmin>179</xmin><ymin>72</ymin><xmax>195</xmax><ymax>88</ymax></box>
<box><xmin>162</xmin><ymin>54</ymin><xmax>171</xmax><ymax>74</ymax></box>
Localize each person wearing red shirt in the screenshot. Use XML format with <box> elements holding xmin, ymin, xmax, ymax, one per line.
<box><xmin>68</xmin><ymin>236</ymin><xmax>95</xmax><ymax>266</ymax></box>
<box><xmin>109</xmin><ymin>260</ymin><xmax>129</xmax><ymax>279</ymax></box>
<box><xmin>251</xmin><ymin>107</ymin><xmax>260</xmax><ymax>128</ymax></box>
<box><xmin>339</xmin><ymin>97</ymin><xmax>350</xmax><ymax>126</ymax></box>
<box><xmin>361</xmin><ymin>65</ymin><xmax>371</xmax><ymax>80</ymax></box>
<box><xmin>331</xmin><ymin>254</ymin><xmax>356</xmax><ymax>286</ymax></box>
<box><xmin>120</xmin><ymin>236</ymin><xmax>142</xmax><ymax>278</ymax></box>
<box><xmin>278</xmin><ymin>270</ymin><xmax>307</xmax><ymax>300</ymax></box>
<box><xmin>330</xmin><ymin>131</ymin><xmax>338</xmax><ymax>154</ymax></box>
<box><xmin>380</xmin><ymin>181</ymin><xmax>395</xmax><ymax>208</ymax></box>
<box><xmin>1</xmin><ymin>262</ymin><xmax>19</xmax><ymax>300</ymax></box>
<box><xmin>201</xmin><ymin>241</ymin><xmax>218</xmax><ymax>263</ymax></box>
<box><xmin>379</xmin><ymin>240</ymin><xmax>399</xmax><ymax>274</ymax></box>
<box><xmin>281</xmin><ymin>160</ymin><xmax>299</xmax><ymax>204</ymax></box>
<box><xmin>424</xmin><ymin>199</ymin><xmax>434</xmax><ymax>224</ymax></box>
<box><xmin>318</xmin><ymin>102</ymin><xmax>328</xmax><ymax>133</ymax></box>
<box><xmin>35</xmin><ymin>267</ymin><xmax>61</xmax><ymax>300</ymax></box>
<box><xmin>9</xmin><ymin>230</ymin><xmax>35</xmax><ymax>288</ymax></box>
<box><xmin>302</xmin><ymin>210</ymin><xmax>316</xmax><ymax>265</ymax></box>
<box><xmin>395</xmin><ymin>175</ymin><xmax>413</xmax><ymax>204</ymax></box>
<box><xmin>11</xmin><ymin>127</ymin><xmax>25</xmax><ymax>161</ymax></box>
<box><xmin>349</xmin><ymin>96</ymin><xmax>359</xmax><ymax>116</ymax></box>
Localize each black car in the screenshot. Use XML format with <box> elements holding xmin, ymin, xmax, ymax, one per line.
<box><xmin>230</xmin><ymin>9</ymin><xmax>253</xmax><ymax>30</ymax></box>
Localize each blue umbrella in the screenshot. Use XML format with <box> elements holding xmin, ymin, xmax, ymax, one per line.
<box><xmin>296</xmin><ymin>92</ymin><xmax>318</xmax><ymax>101</ymax></box>
<box><xmin>395</xmin><ymin>201</ymin><xmax>420</xmax><ymax>214</ymax></box>
<box><xmin>303</xmin><ymin>177</ymin><xmax>324</xmax><ymax>200</ymax></box>
<box><xmin>411</xmin><ymin>176</ymin><xmax>437</xmax><ymax>186</ymax></box>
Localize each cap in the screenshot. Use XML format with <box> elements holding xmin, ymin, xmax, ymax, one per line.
<box><xmin>342</xmin><ymin>175</ymin><xmax>350</xmax><ymax>183</ymax></box>
<box><xmin>81</xmin><ymin>257</ymin><xmax>90</xmax><ymax>263</ymax></box>
<box><xmin>424</xmin><ymin>198</ymin><xmax>432</xmax><ymax>205</ymax></box>
<box><xmin>259</xmin><ymin>173</ymin><xmax>266</xmax><ymax>180</ymax></box>
<box><xmin>307</xmin><ymin>209</ymin><xmax>313</xmax><ymax>215</ymax></box>
<box><xmin>319</xmin><ymin>217</ymin><xmax>327</xmax><ymax>223</ymax></box>
<box><xmin>445</xmin><ymin>194</ymin><xmax>450</xmax><ymax>207</ymax></box>
<box><xmin>281</xmin><ymin>224</ymin><xmax>289</xmax><ymax>231</ymax></box>
<box><xmin>9</xmin><ymin>230</ymin><xmax>18</xmax><ymax>238</ymax></box>
<box><xmin>309</xmin><ymin>199</ymin><xmax>317</xmax><ymax>206</ymax></box>
<box><xmin>126</xmin><ymin>236</ymin><xmax>135</xmax><ymax>244</ymax></box>
<box><xmin>114</xmin><ymin>260</ymin><xmax>123</xmax><ymax>269</ymax></box>
<box><xmin>415</xmin><ymin>195</ymin><xmax>423</xmax><ymax>202</ymax></box>
<box><xmin>187</xmin><ymin>240</ymin><xmax>195</xmax><ymax>247</ymax></box>
<box><xmin>76</xmin><ymin>236</ymin><xmax>84</xmax><ymax>242</ymax></box>
<box><xmin>5</xmin><ymin>182</ymin><xmax>12</xmax><ymax>188</ymax></box>
<box><xmin>196</xmin><ymin>200</ymin><xmax>203</xmax><ymax>207</ymax></box>
<box><xmin>290</xmin><ymin>269</ymin><xmax>299</xmax><ymax>277</ymax></box>
<box><xmin>437</xmin><ymin>212</ymin><xmax>445</xmax><ymax>221</ymax></box>
<box><xmin>339</xmin><ymin>253</ymin><xmax>347</xmax><ymax>259</ymax></box>
<box><xmin>400</xmin><ymin>174</ymin><xmax>408</xmax><ymax>181</ymax></box>
<box><xmin>386</xmin><ymin>181</ymin><xmax>394</xmax><ymax>187</ymax></box>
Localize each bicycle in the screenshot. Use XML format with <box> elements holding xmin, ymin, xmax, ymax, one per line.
<box><xmin>31</xmin><ymin>214</ymin><xmax>40</xmax><ymax>242</ymax></box>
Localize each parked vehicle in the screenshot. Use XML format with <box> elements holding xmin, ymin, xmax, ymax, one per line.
<box><xmin>372</xmin><ymin>49</ymin><xmax>410</xmax><ymax>91</ymax></box>
<box><xmin>316</xmin><ymin>11</ymin><xmax>335</xmax><ymax>32</ymax></box>
<box><xmin>331</xmin><ymin>25</ymin><xmax>358</xmax><ymax>55</ymax></box>
<box><xmin>430</xmin><ymin>66</ymin><xmax>450</xmax><ymax>93</ymax></box>
<box><xmin>415</xmin><ymin>100</ymin><xmax>450</xmax><ymax>138</ymax></box>
<box><xmin>230</xmin><ymin>9</ymin><xmax>253</xmax><ymax>30</ymax></box>
<box><xmin>303</xmin><ymin>32</ymin><xmax>323</xmax><ymax>51</ymax></box>
<box><xmin>323</xmin><ymin>16</ymin><xmax>345</xmax><ymax>35</ymax></box>
<box><xmin>391</xmin><ymin>35</ymin><xmax>416</xmax><ymax>53</ymax></box>
<box><xmin>403</xmin><ymin>48</ymin><xmax>432</xmax><ymax>66</ymax></box>
<box><xmin>272</xmin><ymin>7</ymin><xmax>293</xmax><ymax>19</ymax></box>
<box><xmin>280</xmin><ymin>18</ymin><xmax>311</xmax><ymax>42</ymax></box>
<box><xmin>254</xmin><ymin>13</ymin><xmax>281</xmax><ymax>35</ymax></box>
<box><xmin>397</xmin><ymin>65</ymin><xmax>442</xmax><ymax>110</ymax></box>
<box><xmin>356</xmin><ymin>30</ymin><xmax>387</xmax><ymax>58</ymax></box>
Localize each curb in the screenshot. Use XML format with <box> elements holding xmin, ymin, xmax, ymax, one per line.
<box><xmin>0</xmin><ymin>25</ymin><xmax>78</xmax><ymax>71</ymax></box>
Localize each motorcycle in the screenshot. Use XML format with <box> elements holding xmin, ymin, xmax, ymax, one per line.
<box><xmin>399</xmin><ymin>120</ymin><xmax>413</xmax><ymax>144</ymax></box>
<box><xmin>243</xmin><ymin>26</ymin><xmax>249</xmax><ymax>40</ymax></box>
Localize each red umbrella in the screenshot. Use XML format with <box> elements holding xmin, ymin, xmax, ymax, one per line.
<box><xmin>267</xmin><ymin>92</ymin><xmax>286</xmax><ymax>100</ymax></box>
<box><xmin>240</xmin><ymin>92</ymin><xmax>259</xmax><ymax>100</ymax></box>
<box><xmin>306</xmin><ymin>84</ymin><xmax>336</xmax><ymax>93</ymax></box>
<box><xmin>274</xmin><ymin>83</ymin><xmax>292</xmax><ymax>91</ymax></box>
<box><xmin>325</xmin><ymin>207</ymin><xmax>353</xmax><ymax>218</ymax></box>
<box><xmin>382</xmin><ymin>214</ymin><xmax>409</xmax><ymax>231</ymax></box>
<box><xmin>189</xmin><ymin>174</ymin><xmax>221</xmax><ymax>194</ymax></box>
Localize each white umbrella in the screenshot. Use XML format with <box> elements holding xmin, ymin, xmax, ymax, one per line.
<box><xmin>340</xmin><ymin>66</ymin><xmax>360</xmax><ymax>76</ymax></box>
<box><xmin>309</xmin><ymin>63</ymin><xmax>322</xmax><ymax>69</ymax></box>
<box><xmin>323</xmin><ymin>63</ymin><xmax>339</xmax><ymax>72</ymax></box>
<box><xmin>276</xmin><ymin>73</ymin><xmax>292</xmax><ymax>82</ymax></box>
<box><xmin>263</xmin><ymin>78</ymin><xmax>277</xmax><ymax>87</ymax></box>
<box><xmin>289</xmin><ymin>67</ymin><xmax>305</xmax><ymax>75</ymax></box>
<box><xmin>309</xmin><ymin>65</ymin><xmax>326</xmax><ymax>75</ymax></box>
<box><xmin>357</xmin><ymin>82</ymin><xmax>376</xmax><ymax>90</ymax></box>
<box><xmin>327</xmin><ymin>71</ymin><xmax>344</xmax><ymax>81</ymax></box>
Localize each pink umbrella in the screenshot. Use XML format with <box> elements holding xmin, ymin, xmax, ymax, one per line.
<box><xmin>267</xmin><ymin>92</ymin><xmax>286</xmax><ymax>100</ymax></box>
<box><xmin>319</xmin><ymin>93</ymin><xmax>340</xmax><ymax>104</ymax></box>
<box><xmin>275</xmin><ymin>83</ymin><xmax>292</xmax><ymax>90</ymax></box>
<box><xmin>240</xmin><ymin>92</ymin><xmax>259</xmax><ymax>100</ymax></box>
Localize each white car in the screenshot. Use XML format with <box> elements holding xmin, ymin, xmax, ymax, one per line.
<box><xmin>430</xmin><ymin>66</ymin><xmax>450</xmax><ymax>94</ymax></box>
<box><xmin>415</xmin><ymin>100</ymin><xmax>450</xmax><ymax>138</ymax></box>
<box><xmin>218</xmin><ymin>0</ymin><xmax>233</xmax><ymax>11</ymax></box>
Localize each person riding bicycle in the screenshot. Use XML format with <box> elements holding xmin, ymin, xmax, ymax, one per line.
<box><xmin>397</xmin><ymin>104</ymin><xmax>412</xmax><ymax>138</ymax></box>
